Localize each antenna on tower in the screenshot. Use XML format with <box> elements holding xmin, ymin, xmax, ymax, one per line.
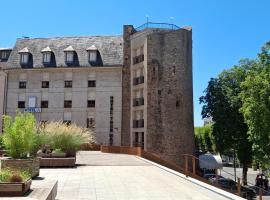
<box><xmin>170</xmin><ymin>17</ymin><xmax>174</xmax><ymax>29</ymax></box>
<box><xmin>170</xmin><ymin>16</ymin><xmax>174</xmax><ymax>24</ymax></box>
<box><xmin>146</xmin><ymin>14</ymin><xmax>150</xmax><ymax>28</ymax></box>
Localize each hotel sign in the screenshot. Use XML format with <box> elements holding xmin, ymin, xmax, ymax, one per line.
<box><xmin>25</xmin><ymin>108</ymin><xmax>42</xmax><ymax>113</ymax></box>
<box><xmin>24</xmin><ymin>96</ymin><xmax>41</xmax><ymax>112</ymax></box>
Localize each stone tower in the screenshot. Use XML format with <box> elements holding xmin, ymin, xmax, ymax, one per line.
<box><xmin>122</xmin><ymin>23</ymin><xmax>195</xmax><ymax>166</ymax></box>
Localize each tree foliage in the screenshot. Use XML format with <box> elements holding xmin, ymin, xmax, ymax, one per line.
<box><xmin>240</xmin><ymin>41</ymin><xmax>270</xmax><ymax>167</ymax></box>
<box><xmin>200</xmin><ymin>61</ymin><xmax>253</xmax><ymax>184</ymax></box>
<box><xmin>194</xmin><ymin>125</ymin><xmax>215</xmax><ymax>153</ymax></box>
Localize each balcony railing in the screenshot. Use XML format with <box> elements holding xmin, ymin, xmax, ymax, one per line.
<box><xmin>133</xmin><ymin>98</ymin><xmax>144</xmax><ymax>107</ymax></box>
<box><xmin>133</xmin><ymin>119</ymin><xmax>144</xmax><ymax>128</ymax></box>
<box><xmin>133</xmin><ymin>76</ymin><xmax>144</xmax><ymax>86</ymax></box>
<box><xmin>135</xmin><ymin>22</ymin><xmax>180</xmax><ymax>32</ymax></box>
<box><xmin>133</xmin><ymin>54</ymin><xmax>144</xmax><ymax>64</ymax></box>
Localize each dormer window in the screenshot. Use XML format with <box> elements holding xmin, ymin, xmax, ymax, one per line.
<box><xmin>0</xmin><ymin>48</ymin><xmax>12</xmax><ymax>62</ymax></box>
<box><xmin>21</xmin><ymin>53</ymin><xmax>29</xmax><ymax>64</ymax></box>
<box><xmin>41</xmin><ymin>46</ymin><xmax>52</xmax><ymax>64</ymax></box>
<box><xmin>66</xmin><ymin>52</ymin><xmax>74</xmax><ymax>63</ymax></box>
<box><xmin>64</xmin><ymin>46</ymin><xmax>75</xmax><ymax>64</ymax></box>
<box><xmin>43</xmin><ymin>52</ymin><xmax>51</xmax><ymax>63</ymax></box>
<box><xmin>87</xmin><ymin>45</ymin><xmax>98</xmax><ymax>63</ymax></box>
<box><xmin>19</xmin><ymin>47</ymin><xmax>30</xmax><ymax>65</ymax></box>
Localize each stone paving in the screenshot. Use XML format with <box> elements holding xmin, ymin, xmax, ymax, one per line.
<box><xmin>39</xmin><ymin>151</ymin><xmax>241</xmax><ymax>200</ymax></box>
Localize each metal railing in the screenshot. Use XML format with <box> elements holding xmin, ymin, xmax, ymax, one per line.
<box><xmin>133</xmin><ymin>76</ymin><xmax>144</xmax><ymax>86</ymax></box>
<box><xmin>133</xmin><ymin>119</ymin><xmax>144</xmax><ymax>128</ymax></box>
<box><xmin>133</xmin><ymin>97</ymin><xmax>144</xmax><ymax>107</ymax></box>
<box><xmin>135</xmin><ymin>22</ymin><xmax>180</xmax><ymax>32</ymax></box>
<box><xmin>133</xmin><ymin>54</ymin><xmax>144</xmax><ymax>64</ymax></box>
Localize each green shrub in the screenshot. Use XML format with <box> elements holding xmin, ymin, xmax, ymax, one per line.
<box><xmin>2</xmin><ymin>112</ymin><xmax>37</xmax><ymax>159</ymax></box>
<box><xmin>52</xmin><ymin>148</ymin><xmax>64</xmax><ymax>153</ymax></box>
<box><xmin>39</xmin><ymin>122</ymin><xmax>94</xmax><ymax>153</ymax></box>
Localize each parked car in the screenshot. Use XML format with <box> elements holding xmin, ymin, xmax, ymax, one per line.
<box><xmin>203</xmin><ymin>173</ymin><xmax>224</xmax><ymax>180</ymax></box>
<box><xmin>213</xmin><ymin>178</ymin><xmax>256</xmax><ymax>200</ymax></box>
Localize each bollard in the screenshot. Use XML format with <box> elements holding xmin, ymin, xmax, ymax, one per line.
<box><xmin>259</xmin><ymin>188</ymin><xmax>263</xmax><ymax>200</ymax></box>
<box><xmin>237</xmin><ymin>178</ymin><xmax>241</xmax><ymax>196</ymax></box>
<box><xmin>192</xmin><ymin>156</ymin><xmax>196</xmax><ymax>175</ymax></box>
<box><xmin>185</xmin><ymin>155</ymin><xmax>188</xmax><ymax>177</ymax></box>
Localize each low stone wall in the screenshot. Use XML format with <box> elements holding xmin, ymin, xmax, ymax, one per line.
<box><xmin>0</xmin><ymin>158</ymin><xmax>40</xmax><ymax>178</ymax></box>
<box><xmin>39</xmin><ymin>157</ymin><xmax>76</xmax><ymax>168</ymax></box>
<box><xmin>101</xmin><ymin>145</ymin><xmax>142</xmax><ymax>156</ymax></box>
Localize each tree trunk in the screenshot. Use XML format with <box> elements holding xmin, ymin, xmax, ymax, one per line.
<box><xmin>242</xmin><ymin>163</ymin><xmax>248</xmax><ymax>185</ymax></box>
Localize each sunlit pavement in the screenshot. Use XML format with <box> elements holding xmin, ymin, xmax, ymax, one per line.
<box><xmin>39</xmin><ymin>151</ymin><xmax>242</xmax><ymax>200</ymax></box>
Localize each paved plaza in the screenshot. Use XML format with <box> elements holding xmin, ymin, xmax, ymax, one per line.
<box><xmin>36</xmin><ymin>151</ymin><xmax>243</xmax><ymax>200</ymax></box>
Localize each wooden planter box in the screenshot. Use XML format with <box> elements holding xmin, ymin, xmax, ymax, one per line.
<box><xmin>0</xmin><ymin>179</ymin><xmax>32</xmax><ymax>197</ymax></box>
<box><xmin>0</xmin><ymin>150</ymin><xmax>7</xmax><ymax>157</ymax></box>
<box><xmin>51</xmin><ymin>152</ymin><xmax>67</xmax><ymax>158</ymax></box>
<box><xmin>0</xmin><ymin>158</ymin><xmax>40</xmax><ymax>178</ymax></box>
<box><xmin>40</xmin><ymin>157</ymin><xmax>76</xmax><ymax>167</ymax></box>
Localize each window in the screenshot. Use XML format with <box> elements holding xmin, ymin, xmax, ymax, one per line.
<box><xmin>63</xmin><ymin>120</ymin><xmax>71</xmax><ymax>125</ymax></box>
<box><xmin>89</xmin><ymin>51</ymin><xmax>97</xmax><ymax>62</ymax></box>
<box><xmin>41</xmin><ymin>101</ymin><xmax>48</xmax><ymax>108</ymax></box>
<box><xmin>87</xmin><ymin>100</ymin><xmax>95</xmax><ymax>108</ymax></box>
<box><xmin>0</xmin><ymin>51</ymin><xmax>8</xmax><ymax>60</ymax></box>
<box><xmin>65</xmin><ymin>81</ymin><xmax>72</xmax><ymax>88</ymax></box>
<box><xmin>43</xmin><ymin>52</ymin><xmax>51</xmax><ymax>63</ymax></box>
<box><xmin>20</xmin><ymin>53</ymin><xmax>29</xmax><ymax>64</ymax></box>
<box><xmin>19</xmin><ymin>81</ymin><xmax>26</xmax><ymax>89</ymax></box>
<box><xmin>18</xmin><ymin>101</ymin><xmax>25</xmax><ymax>108</ymax></box>
<box><xmin>66</xmin><ymin>52</ymin><xmax>74</xmax><ymax>63</ymax></box>
<box><xmin>42</xmin><ymin>81</ymin><xmax>49</xmax><ymax>88</ymax></box>
<box><xmin>64</xmin><ymin>100</ymin><xmax>72</xmax><ymax>108</ymax></box>
<box><xmin>86</xmin><ymin>118</ymin><xmax>95</xmax><ymax>128</ymax></box>
<box><xmin>88</xmin><ymin>80</ymin><xmax>96</xmax><ymax>87</ymax></box>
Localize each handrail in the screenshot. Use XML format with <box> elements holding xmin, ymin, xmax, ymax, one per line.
<box><xmin>135</xmin><ymin>22</ymin><xmax>180</xmax><ymax>31</ymax></box>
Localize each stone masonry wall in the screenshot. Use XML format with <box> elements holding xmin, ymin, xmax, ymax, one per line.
<box><xmin>146</xmin><ymin>28</ymin><xmax>195</xmax><ymax>167</ymax></box>
<box><xmin>121</xmin><ymin>25</ymin><xmax>135</xmax><ymax>146</ymax></box>
<box><xmin>0</xmin><ymin>71</ymin><xmax>7</xmax><ymax>133</ymax></box>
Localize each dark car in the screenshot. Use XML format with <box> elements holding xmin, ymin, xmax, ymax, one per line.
<box><xmin>203</xmin><ymin>173</ymin><xmax>223</xmax><ymax>180</ymax></box>
<box><xmin>213</xmin><ymin>178</ymin><xmax>256</xmax><ymax>200</ymax></box>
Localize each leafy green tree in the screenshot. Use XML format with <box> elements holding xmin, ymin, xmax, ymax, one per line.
<box><xmin>240</xmin><ymin>42</ymin><xmax>270</xmax><ymax>168</ymax></box>
<box><xmin>200</xmin><ymin>61</ymin><xmax>254</xmax><ymax>184</ymax></box>
<box><xmin>194</xmin><ymin>125</ymin><xmax>215</xmax><ymax>153</ymax></box>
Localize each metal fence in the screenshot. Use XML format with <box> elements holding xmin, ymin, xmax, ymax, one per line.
<box><xmin>135</xmin><ymin>22</ymin><xmax>180</xmax><ymax>31</ymax></box>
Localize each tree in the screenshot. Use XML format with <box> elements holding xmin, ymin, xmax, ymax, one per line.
<box><xmin>194</xmin><ymin>125</ymin><xmax>215</xmax><ymax>153</ymax></box>
<box><xmin>200</xmin><ymin>61</ymin><xmax>254</xmax><ymax>185</ymax></box>
<box><xmin>240</xmin><ymin>42</ymin><xmax>270</xmax><ymax>168</ymax></box>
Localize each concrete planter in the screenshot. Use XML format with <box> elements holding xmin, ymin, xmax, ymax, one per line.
<box><xmin>0</xmin><ymin>158</ymin><xmax>40</xmax><ymax>178</ymax></box>
<box><xmin>0</xmin><ymin>179</ymin><xmax>32</xmax><ymax>197</ymax></box>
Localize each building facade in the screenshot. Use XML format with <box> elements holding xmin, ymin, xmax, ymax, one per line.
<box><xmin>122</xmin><ymin>24</ymin><xmax>195</xmax><ymax>165</ymax></box>
<box><xmin>0</xmin><ymin>23</ymin><xmax>195</xmax><ymax>165</ymax></box>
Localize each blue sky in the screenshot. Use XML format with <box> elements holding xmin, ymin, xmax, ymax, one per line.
<box><xmin>1</xmin><ymin>0</ymin><xmax>270</xmax><ymax>126</ymax></box>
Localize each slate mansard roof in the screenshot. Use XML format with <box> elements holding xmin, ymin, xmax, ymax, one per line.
<box><xmin>6</xmin><ymin>36</ymin><xmax>123</xmax><ymax>68</ymax></box>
